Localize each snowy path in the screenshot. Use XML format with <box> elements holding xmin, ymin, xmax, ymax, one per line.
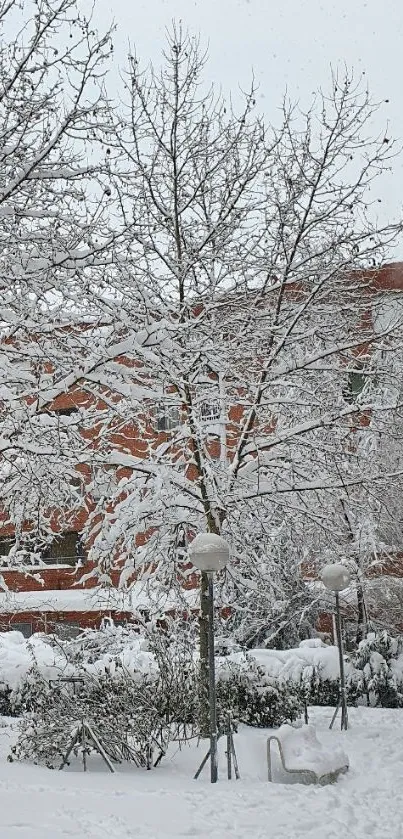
<box><xmin>0</xmin><ymin>708</ymin><xmax>403</xmax><ymax>838</ymax></box>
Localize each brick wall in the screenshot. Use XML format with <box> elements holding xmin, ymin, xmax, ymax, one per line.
<box><xmin>0</xmin><ymin>563</ymin><xmax>123</xmax><ymax>592</ymax></box>
<box><xmin>0</xmin><ymin>609</ymin><xmax>136</xmax><ymax>634</ymax></box>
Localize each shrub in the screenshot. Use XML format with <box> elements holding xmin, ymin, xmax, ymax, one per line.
<box><xmin>9</xmin><ymin>674</ymin><xmax>73</xmax><ymax>769</ymax></box>
<box><xmin>11</xmin><ymin>624</ymin><xmax>403</xmax><ymax>774</ymax></box>
<box><xmin>10</xmin><ymin>666</ymin><xmax>179</xmax><ymax>769</ymax></box>
<box><xmin>295</xmin><ymin>631</ymin><xmax>403</xmax><ymax>709</ymax></box>
<box><xmin>216</xmin><ymin>655</ymin><xmax>303</xmax><ymax>728</ymax></box>
<box><xmin>0</xmin><ymin>682</ymin><xmax>12</xmax><ymax>716</ymax></box>
<box><xmin>10</xmin><ymin>621</ymin><xmax>201</xmax><ymax>769</ymax></box>
<box><xmin>301</xmin><ymin>669</ymin><xmax>361</xmax><ymax>708</ymax></box>
<box><xmin>350</xmin><ymin>631</ymin><xmax>403</xmax><ymax>708</ymax></box>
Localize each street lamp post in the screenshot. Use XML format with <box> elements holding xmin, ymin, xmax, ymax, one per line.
<box><xmin>189</xmin><ymin>532</ymin><xmax>230</xmax><ymax>784</ymax></box>
<box><xmin>321</xmin><ymin>563</ymin><xmax>351</xmax><ymax>731</ymax></box>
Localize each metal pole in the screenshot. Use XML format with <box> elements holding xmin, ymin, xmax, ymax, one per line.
<box><xmin>82</xmin><ymin>719</ymin><xmax>87</xmax><ymax>772</ymax></box>
<box><xmin>207</xmin><ymin>572</ymin><xmax>218</xmax><ymax>783</ymax></box>
<box><xmin>226</xmin><ymin>715</ymin><xmax>232</xmax><ymax>780</ymax></box>
<box><xmin>335</xmin><ymin>592</ymin><xmax>348</xmax><ymax>730</ymax></box>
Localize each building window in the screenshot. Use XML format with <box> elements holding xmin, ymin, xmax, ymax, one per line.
<box><xmin>53</xmin><ymin>622</ymin><xmax>81</xmax><ymax>640</ymax></box>
<box><xmin>343</xmin><ymin>364</ymin><xmax>367</xmax><ymax>403</ymax></box>
<box><xmin>11</xmin><ymin>622</ymin><xmax>33</xmax><ymax>638</ymax></box>
<box><xmin>0</xmin><ymin>540</ymin><xmax>41</xmax><ymax>566</ymax></box>
<box><xmin>113</xmin><ymin>619</ymin><xmax>129</xmax><ymax>629</ymax></box>
<box><xmin>200</xmin><ymin>401</ymin><xmax>220</xmax><ymax>422</ymax></box>
<box><xmin>0</xmin><ymin>533</ymin><xmax>85</xmax><ymax>566</ymax></box>
<box><xmin>69</xmin><ymin>474</ymin><xmax>84</xmax><ymax>492</ymax></box>
<box><xmin>0</xmin><ymin>538</ymin><xmax>12</xmax><ymax>561</ymax></box>
<box><xmin>53</xmin><ymin>405</ymin><xmax>79</xmax><ymax>417</ymax></box>
<box><xmin>155</xmin><ymin>404</ymin><xmax>180</xmax><ymax>431</ymax></box>
<box><xmin>43</xmin><ymin>531</ymin><xmax>85</xmax><ymax>566</ymax></box>
<box><xmin>90</xmin><ymin>468</ymin><xmax>115</xmax><ymax>501</ymax></box>
<box><xmin>39</xmin><ymin>402</ymin><xmax>79</xmax><ymax>418</ymax></box>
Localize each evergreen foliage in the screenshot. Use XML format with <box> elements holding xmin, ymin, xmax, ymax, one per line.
<box><xmin>350</xmin><ymin>631</ymin><xmax>403</xmax><ymax>708</ymax></box>
<box><xmin>216</xmin><ymin>656</ymin><xmax>303</xmax><ymax>728</ymax></box>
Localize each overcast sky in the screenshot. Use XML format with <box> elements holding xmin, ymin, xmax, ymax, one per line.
<box><xmin>91</xmin><ymin>0</ymin><xmax>403</xmax><ymax>234</ymax></box>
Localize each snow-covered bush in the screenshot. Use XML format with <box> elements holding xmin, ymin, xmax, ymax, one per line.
<box><xmin>350</xmin><ymin>631</ymin><xmax>403</xmax><ymax>707</ymax></box>
<box><xmin>216</xmin><ymin>655</ymin><xmax>303</xmax><ymax>728</ymax></box>
<box><xmin>9</xmin><ymin>672</ymin><xmax>75</xmax><ymax>768</ymax></box>
<box><xmin>6</xmin><ymin>625</ymin><xmax>403</xmax><ymax>769</ymax></box>
<box><xmin>11</xmin><ymin>659</ymin><xmax>198</xmax><ymax>769</ymax></box>
<box><xmin>301</xmin><ymin>669</ymin><xmax>361</xmax><ymax>708</ymax></box>
<box><xmin>241</xmin><ymin>642</ymin><xmax>349</xmax><ymax>709</ymax></box>
<box><xmin>10</xmin><ymin>627</ymin><xmax>307</xmax><ymax>771</ymax></box>
<box><xmin>0</xmin><ymin>683</ymin><xmax>12</xmax><ymax>716</ymax></box>
<box><xmin>69</xmin><ymin>620</ymin><xmax>200</xmax><ymax>733</ymax></box>
<box><xmin>0</xmin><ymin>631</ymin><xmax>72</xmax><ymax>716</ymax></box>
<box><xmin>299</xmin><ymin>672</ymin><xmax>341</xmax><ymax>708</ymax></box>
<box><xmin>10</xmin><ymin>621</ymin><xmax>201</xmax><ymax>768</ymax></box>
<box><xmin>243</xmin><ymin>634</ymin><xmax>403</xmax><ymax>709</ymax></box>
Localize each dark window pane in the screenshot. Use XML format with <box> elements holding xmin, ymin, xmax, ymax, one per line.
<box><xmin>0</xmin><ymin>538</ymin><xmax>12</xmax><ymax>557</ymax></box>
<box><xmin>156</xmin><ymin>405</ymin><xmax>180</xmax><ymax>431</ymax></box>
<box><xmin>349</xmin><ymin>371</ymin><xmax>366</xmax><ymax>397</ymax></box>
<box><xmin>53</xmin><ymin>622</ymin><xmax>81</xmax><ymax>640</ymax></box>
<box><xmin>200</xmin><ymin>401</ymin><xmax>220</xmax><ymax>421</ymax></box>
<box><xmin>343</xmin><ymin>368</ymin><xmax>366</xmax><ymax>403</ymax></box>
<box><xmin>54</xmin><ymin>406</ymin><xmax>78</xmax><ymax>417</ymax></box>
<box><xmin>43</xmin><ymin>531</ymin><xmax>85</xmax><ymax>566</ymax></box>
<box><xmin>12</xmin><ymin>622</ymin><xmax>33</xmax><ymax>638</ymax></box>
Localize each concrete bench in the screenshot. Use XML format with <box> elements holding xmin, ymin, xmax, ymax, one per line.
<box><xmin>267</xmin><ymin>724</ymin><xmax>349</xmax><ymax>786</ymax></box>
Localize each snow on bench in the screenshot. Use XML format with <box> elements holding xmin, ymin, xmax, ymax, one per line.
<box><xmin>267</xmin><ymin>724</ymin><xmax>349</xmax><ymax>785</ymax></box>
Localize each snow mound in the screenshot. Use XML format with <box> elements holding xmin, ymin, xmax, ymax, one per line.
<box><xmin>0</xmin><ymin>629</ymin><xmax>158</xmax><ymax>698</ymax></box>
<box><xmin>245</xmin><ymin>640</ymin><xmax>343</xmax><ymax>683</ymax></box>
<box><xmin>0</xmin><ymin>631</ymin><xmax>68</xmax><ymax>690</ymax></box>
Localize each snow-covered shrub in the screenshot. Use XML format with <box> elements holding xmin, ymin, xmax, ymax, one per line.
<box><xmin>245</xmin><ymin>633</ymin><xmax>403</xmax><ymax>710</ymax></box>
<box><xmin>350</xmin><ymin>631</ymin><xmax>403</xmax><ymax>707</ymax></box>
<box><xmin>9</xmin><ymin>673</ymin><xmax>73</xmax><ymax>768</ymax></box>
<box><xmin>300</xmin><ymin>673</ymin><xmax>341</xmax><ymax>707</ymax></box>
<box><xmin>243</xmin><ymin>641</ymin><xmax>368</xmax><ymax>709</ymax></box>
<box><xmin>74</xmin><ymin>618</ymin><xmax>200</xmax><ymax>735</ymax></box>
<box><xmin>148</xmin><ymin>626</ymin><xmax>200</xmax><ymax>733</ymax></box>
<box><xmin>0</xmin><ymin>682</ymin><xmax>12</xmax><ymax>716</ymax></box>
<box><xmin>10</xmin><ymin>665</ymin><xmax>178</xmax><ymax>769</ymax></box>
<box><xmin>216</xmin><ymin>655</ymin><xmax>303</xmax><ymax>728</ymax></box>
<box><xmin>0</xmin><ymin>631</ymin><xmax>73</xmax><ymax>716</ymax></box>
<box><xmin>11</xmin><ymin>621</ymin><xmax>201</xmax><ymax>768</ymax></box>
<box><xmin>297</xmin><ymin>656</ymin><xmax>361</xmax><ymax>708</ymax></box>
<box><xmin>301</xmin><ymin>670</ymin><xmax>361</xmax><ymax>707</ymax></box>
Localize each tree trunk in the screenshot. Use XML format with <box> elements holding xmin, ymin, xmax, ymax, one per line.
<box><xmin>356</xmin><ymin>579</ymin><xmax>368</xmax><ymax>645</ymax></box>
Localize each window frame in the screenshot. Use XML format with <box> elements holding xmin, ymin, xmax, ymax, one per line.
<box><xmin>155</xmin><ymin>403</ymin><xmax>181</xmax><ymax>432</ymax></box>
<box><xmin>200</xmin><ymin>400</ymin><xmax>221</xmax><ymax>422</ymax></box>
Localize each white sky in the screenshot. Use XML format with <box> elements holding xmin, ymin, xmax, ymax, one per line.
<box><xmin>90</xmin><ymin>0</ymin><xmax>403</xmax><ymax>233</ymax></box>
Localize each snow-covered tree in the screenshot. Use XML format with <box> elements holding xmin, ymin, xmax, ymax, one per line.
<box><xmin>322</xmin><ymin>335</ymin><xmax>403</xmax><ymax>642</ymax></box>
<box><xmin>1</xmin><ymin>22</ymin><xmax>403</xmax><ymax>676</ymax></box>
<box><xmin>70</xmin><ymin>33</ymin><xmax>402</xmax><ymax>665</ymax></box>
<box><xmin>0</xmin><ymin>0</ymin><xmax>117</xmax><ymax>551</ymax></box>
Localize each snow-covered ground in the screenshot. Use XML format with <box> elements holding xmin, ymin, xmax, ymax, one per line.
<box><xmin>0</xmin><ymin>707</ymin><xmax>402</xmax><ymax>838</ymax></box>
